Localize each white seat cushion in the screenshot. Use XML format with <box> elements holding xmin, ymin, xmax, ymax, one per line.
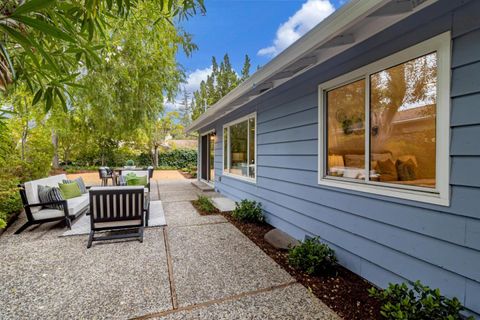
<box><xmin>33</xmin><ymin>209</ymin><xmax>65</xmax><ymax>220</ymax></box>
<box><xmin>24</xmin><ymin>174</ymin><xmax>67</xmax><ymax>213</ymax></box>
<box><xmin>95</xmin><ymin>220</ymin><xmax>142</xmax><ymax>228</ymax></box>
<box><xmin>66</xmin><ymin>193</ymin><xmax>89</xmax><ymax>216</ymax></box>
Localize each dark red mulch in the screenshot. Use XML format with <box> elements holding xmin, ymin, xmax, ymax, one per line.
<box><xmin>179</xmin><ymin>171</ymin><xmax>195</xmax><ymax>179</ymax></box>
<box><xmin>191</xmin><ymin>200</ymin><xmax>382</xmax><ymax>320</ymax></box>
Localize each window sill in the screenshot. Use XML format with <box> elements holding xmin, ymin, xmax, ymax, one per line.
<box><xmin>318</xmin><ymin>177</ymin><xmax>449</xmax><ymax>206</ymax></box>
<box><xmin>222</xmin><ymin>172</ymin><xmax>257</xmax><ymax>185</ymax></box>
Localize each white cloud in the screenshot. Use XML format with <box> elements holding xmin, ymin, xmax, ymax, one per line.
<box><xmin>165</xmin><ymin>66</ymin><xmax>212</xmax><ymax>112</ymax></box>
<box><xmin>258</xmin><ymin>0</ymin><xmax>335</xmax><ymax>58</ymax></box>
<box><xmin>183</xmin><ymin>66</ymin><xmax>212</xmax><ymax>93</ymax></box>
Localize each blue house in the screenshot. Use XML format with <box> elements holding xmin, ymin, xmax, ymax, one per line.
<box><xmin>187</xmin><ymin>0</ymin><xmax>480</xmax><ymax>316</ymax></box>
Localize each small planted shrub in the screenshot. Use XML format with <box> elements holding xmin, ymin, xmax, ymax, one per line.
<box><xmin>232</xmin><ymin>199</ymin><xmax>264</xmax><ymax>223</ymax></box>
<box><xmin>368</xmin><ymin>281</ymin><xmax>473</xmax><ymax>320</ymax></box>
<box><xmin>196</xmin><ymin>195</ymin><xmax>216</xmax><ymax>214</ymax></box>
<box><xmin>125</xmin><ymin>159</ymin><xmax>135</xmax><ymax>166</ymax></box>
<box><xmin>288</xmin><ymin>237</ymin><xmax>337</xmax><ymax>275</ymax></box>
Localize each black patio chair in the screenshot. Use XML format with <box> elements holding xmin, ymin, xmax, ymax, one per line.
<box><xmin>98</xmin><ymin>167</ymin><xmax>114</xmax><ymax>186</ymax></box>
<box><xmin>87</xmin><ymin>186</ymin><xmax>148</xmax><ymax>248</ymax></box>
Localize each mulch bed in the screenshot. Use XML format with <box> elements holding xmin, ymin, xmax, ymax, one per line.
<box><xmin>191</xmin><ymin>200</ymin><xmax>382</xmax><ymax>320</ymax></box>
<box><xmin>179</xmin><ymin>171</ymin><xmax>195</xmax><ymax>179</ymax></box>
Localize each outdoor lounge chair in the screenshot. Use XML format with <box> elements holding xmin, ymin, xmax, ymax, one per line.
<box><xmin>98</xmin><ymin>167</ymin><xmax>114</xmax><ymax>186</ymax></box>
<box><xmin>15</xmin><ymin>174</ymin><xmax>88</xmax><ymax>234</ymax></box>
<box><xmin>87</xmin><ymin>186</ymin><xmax>148</xmax><ymax>248</ymax></box>
<box><xmin>117</xmin><ymin>170</ymin><xmax>151</xmax><ymax>191</ymax></box>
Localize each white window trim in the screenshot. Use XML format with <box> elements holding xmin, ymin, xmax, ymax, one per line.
<box><xmin>222</xmin><ymin>112</ymin><xmax>257</xmax><ymax>184</ymax></box>
<box><xmin>318</xmin><ymin>31</ymin><xmax>451</xmax><ymax>206</ymax></box>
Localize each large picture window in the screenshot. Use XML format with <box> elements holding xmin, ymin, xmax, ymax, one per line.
<box><xmin>319</xmin><ymin>32</ymin><xmax>450</xmax><ymax>205</ymax></box>
<box><xmin>223</xmin><ymin>113</ymin><xmax>256</xmax><ymax>181</ymax></box>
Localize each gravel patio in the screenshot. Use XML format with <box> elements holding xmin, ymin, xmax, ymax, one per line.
<box><xmin>0</xmin><ymin>177</ymin><xmax>339</xmax><ymax>319</ymax></box>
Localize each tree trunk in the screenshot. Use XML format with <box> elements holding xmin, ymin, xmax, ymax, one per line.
<box><xmin>21</xmin><ymin>130</ymin><xmax>27</xmax><ymax>161</ymax></box>
<box><xmin>153</xmin><ymin>145</ymin><xmax>159</xmax><ymax>168</ymax></box>
<box><xmin>51</xmin><ymin>129</ymin><xmax>60</xmax><ymax>169</ymax></box>
<box><xmin>21</xmin><ymin>97</ymin><xmax>28</xmax><ymax>161</ymax></box>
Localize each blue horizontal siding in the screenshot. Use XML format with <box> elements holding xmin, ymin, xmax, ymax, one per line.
<box><xmin>257</xmin><ymin>107</ymin><xmax>317</xmax><ymax>134</ymax></box>
<box><xmin>202</xmin><ymin>0</ymin><xmax>480</xmax><ymax>316</ymax></box>
<box><xmin>257</xmin><ymin>124</ymin><xmax>317</xmax><ymax>144</ymax></box>
<box><xmin>451</xmin><ymin>61</ymin><xmax>480</xmax><ymax>97</ymax></box>
<box><xmin>451</xmin><ymin>157</ymin><xmax>480</xmax><ymax>188</ymax></box>
<box><xmin>451</xmin><ymin>93</ymin><xmax>480</xmax><ymax>127</ymax></box>
<box><xmin>451</xmin><ymin>126</ymin><xmax>480</xmax><ymax>155</ymax></box>
<box><xmin>258</xmin><ymin>140</ymin><xmax>318</xmax><ymax>156</ymax></box>
<box><xmin>452</xmin><ymin>27</ymin><xmax>480</xmax><ymax>68</ymax></box>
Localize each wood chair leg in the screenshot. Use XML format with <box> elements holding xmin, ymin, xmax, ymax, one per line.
<box><xmin>14</xmin><ymin>221</ymin><xmax>32</xmax><ymax>234</ymax></box>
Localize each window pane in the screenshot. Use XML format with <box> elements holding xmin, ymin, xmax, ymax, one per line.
<box><xmin>223</xmin><ymin>127</ymin><xmax>228</xmax><ymax>171</ymax></box>
<box><xmin>229</xmin><ymin>120</ymin><xmax>249</xmax><ymax>178</ymax></box>
<box><xmin>248</xmin><ymin>117</ymin><xmax>255</xmax><ymax>178</ymax></box>
<box><xmin>370</xmin><ymin>53</ymin><xmax>437</xmax><ymax>188</ymax></box>
<box><xmin>326</xmin><ymin>79</ymin><xmax>366</xmax><ymax>180</ymax></box>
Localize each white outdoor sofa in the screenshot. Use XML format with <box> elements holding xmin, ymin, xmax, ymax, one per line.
<box><xmin>15</xmin><ymin>174</ymin><xmax>89</xmax><ymax>234</ymax></box>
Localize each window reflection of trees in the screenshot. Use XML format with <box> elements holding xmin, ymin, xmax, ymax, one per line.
<box><xmin>326</xmin><ymin>53</ymin><xmax>438</xmax><ymax>187</ymax></box>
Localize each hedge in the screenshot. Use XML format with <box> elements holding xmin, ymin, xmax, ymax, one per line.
<box><xmin>157</xmin><ymin>149</ymin><xmax>197</xmax><ymax>169</ymax></box>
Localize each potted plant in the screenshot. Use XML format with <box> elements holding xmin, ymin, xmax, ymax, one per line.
<box><xmin>124</xmin><ymin>159</ymin><xmax>136</xmax><ymax>169</ymax></box>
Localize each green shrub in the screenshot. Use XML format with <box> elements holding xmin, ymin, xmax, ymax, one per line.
<box><xmin>288</xmin><ymin>237</ymin><xmax>337</xmax><ymax>275</ymax></box>
<box><xmin>125</xmin><ymin>159</ymin><xmax>135</xmax><ymax>166</ymax></box>
<box><xmin>158</xmin><ymin>149</ymin><xmax>197</xmax><ymax>169</ymax></box>
<box><xmin>369</xmin><ymin>281</ymin><xmax>473</xmax><ymax>320</ymax></box>
<box><xmin>0</xmin><ymin>173</ymin><xmax>22</xmax><ymax>229</ymax></box>
<box><xmin>181</xmin><ymin>164</ymin><xmax>197</xmax><ymax>178</ymax></box>
<box><xmin>232</xmin><ymin>199</ymin><xmax>264</xmax><ymax>223</ymax></box>
<box><xmin>196</xmin><ymin>195</ymin><xmax>216</xmax><ymax>213</ymax></box>
<box><xmin>137</xmin><ymin>153</ymin><xmax>152</xmax><ymax>167</ymax></box>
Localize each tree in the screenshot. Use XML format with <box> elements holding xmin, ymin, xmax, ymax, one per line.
<box><xmin>241</xmin><ymin>54</ymin><xmax>251</xmax><ymax>81</ymax></box>
<box><xmin>178</xmin><ymin>87</ymin><xmax>192</xmax><ymax>130</ymax></box>
<box><xmin>0</xmin><ymin>0</ymin><xmax>205</xmax><ymax>110</ymax></box>
<box><xmin>217</xmin><ymin>54</ymin><xmax>238</xmax><ymax>98</ymax></box>
<box><xmin>69</xmin><ymin>0</ymin><xmax>195</xmax><ymax>164</ymax></box>
<box><xmin>191</xmin><ymin>53</ymin><xmax>249</xmax><ymax>120</ymax></box>
<box><xmin>147</xmin><ymin>112</ymin><xmax>184</xmax><ymax>167</ymax></box>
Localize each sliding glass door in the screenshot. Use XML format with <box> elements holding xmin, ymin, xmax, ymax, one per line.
<box><xmin>201</xmin><ymin>132</ymin><xmax>215</xmax><ymax>183</ymax></box>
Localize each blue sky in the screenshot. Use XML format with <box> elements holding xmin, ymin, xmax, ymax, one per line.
<box><xmin>169</xmin><ymin>0</ymin><xmax>346</xmax><ymax>109</ymax></box>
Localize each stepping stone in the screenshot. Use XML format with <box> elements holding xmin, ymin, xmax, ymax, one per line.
<box><xmin>148</xmin><ymin>200</ymin><xmax>167</xmax><ymax>226</ymax></box>
<box><xmin>211</xmin><ymin>197</ymin><xmax>236</xmax><ymax>212</ymax></box>
<box><xmin>264</xmin><ymin>228</ymin><xmax>300</xmax><ymax>250</ymax></box>
<box><xmin>191</xmin><ymin>180</ymin><xmax>214</xmax><ymax>192</ymax></box>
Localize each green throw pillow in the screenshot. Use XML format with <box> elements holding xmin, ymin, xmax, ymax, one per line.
<box><xmin>125</xmin><ymin>174</ymin><xmax>148</xmax><ymax>186</ymax></box>
<box><xmin>58</xmin><ymin>182</ymin><xmax>82</xmax><ymax>199</ymax></box>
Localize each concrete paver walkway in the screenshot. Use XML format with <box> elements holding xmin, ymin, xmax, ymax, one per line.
<box><xmin>0</xmin><ymin>177</ymin><xmax>339</xmax><ymax>319</ymax></box>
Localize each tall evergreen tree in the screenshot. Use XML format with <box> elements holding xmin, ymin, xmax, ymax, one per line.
<box><xmin>241</xmin><ymin>55</ymin><xmax>251</xmax><ymax>81</ymax></box>
<box><xmin>192</xmin><ymin>53</ymin><xmax>252</xmax><ymax>120</ymax></box>
<box><xmin>178</xmin><ymin>88</ymin><xmax>192</xmax><ymax>129</ymax></box>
